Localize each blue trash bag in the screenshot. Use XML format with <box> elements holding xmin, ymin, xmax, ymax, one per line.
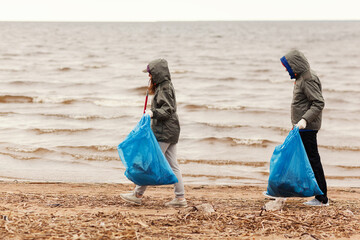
<box><xmin>117</xmin><ymin>114</ymin><xmax>178</xmax><ymax>186</ymax></box>
<box><xmin>265</xmin><ymin>127</ymin><xmax>323</xmax><ymax>197</ymax></box>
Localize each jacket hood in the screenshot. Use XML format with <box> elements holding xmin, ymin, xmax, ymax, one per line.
<box><xmin>148</xmin><ymin>59</ymin><xmax>171</xmax><ymax>85</ymax></box>
<box><xmin>281</xmin><ymin>50</ymin><xmax>310</xmax><ymax>79</ymax></box>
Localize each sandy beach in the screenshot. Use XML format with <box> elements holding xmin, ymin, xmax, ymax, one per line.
<box><xmin>0</xmin><ymin>182</ymin><xmax>359</xmax><ymax>239</ymax></box>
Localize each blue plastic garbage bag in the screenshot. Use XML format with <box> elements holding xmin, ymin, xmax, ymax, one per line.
<box><xmin>117</xmin><ymin>114</ymin><xmax>178</xmax><ymax>186</ymax></box>
<box><xmin>266</xmin><ymin>127</ymin><xmax>323</xmax><ymax>197</ymax></box>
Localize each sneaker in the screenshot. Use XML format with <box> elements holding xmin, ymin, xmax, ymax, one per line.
<box><xmin>120</xmin><ymin>192</ymin><xmax>142</xmax><ymax>205</ymax></box>
<box><xmin>304</xmin><ymin>198</ymin><xmax>329</xmax><ymax>207</ymax></box>
<box><xmin>165</xmin><ymin>198</ymin><xmax>187</xmax><ymax>208</ymax></box>
<box><xmin>263</xmin><ymin>191</ymin><xmax>276</xmax><ymax>199</ymax></box>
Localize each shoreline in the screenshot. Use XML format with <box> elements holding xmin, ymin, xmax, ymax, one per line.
<box><xmin>1</xmin><ymin>182</ymin><xmax>360</xmax><ymax>239</ymax></box>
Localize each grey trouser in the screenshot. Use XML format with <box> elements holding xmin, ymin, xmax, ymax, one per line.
<box><xmin>134</xmin><ymin>142</ymin><xmax>185</xmax><ymax>198</ymax></box>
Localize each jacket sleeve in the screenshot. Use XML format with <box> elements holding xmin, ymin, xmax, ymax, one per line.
<box><xmin>302</xmin><ymin>79</ymin><xmax>325</xmax><ymax>123</ymax></box>
<box><xmin>152</xmin><ymin>86</ymin><xmax>176</xmax><ymax>121</ymax></box>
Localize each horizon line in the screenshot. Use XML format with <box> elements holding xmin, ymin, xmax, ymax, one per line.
<box><xmin>1</xmin><ymin>19</ymin><xmax>359</xmax><ymax>23</ymax></box>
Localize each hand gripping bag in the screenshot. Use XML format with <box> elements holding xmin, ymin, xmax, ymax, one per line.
<box><xmin>265</xmin><ymin>127</ymin><xmax>323</xmax><ymax>197</ymax></box>
<box><xmin>117</xmin><ymin>115</ymin><xmax>178</xmax><ymax>186</ymax></box>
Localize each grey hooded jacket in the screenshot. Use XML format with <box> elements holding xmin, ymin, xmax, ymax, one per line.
<box><xmin>148</xmin><ymin>59</ymin><xmax>180</xmax><ymax>143</ymax></box>
<box><xmin>283</xmin><ymin>50</ymin><xmax>325</xmax><ymax>130</ymax></box>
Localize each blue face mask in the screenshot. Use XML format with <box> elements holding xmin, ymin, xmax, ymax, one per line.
<box><xmin>280</xmin><ymin>56</ymin><xmax>296</xmax><ymax>79</ymax></box>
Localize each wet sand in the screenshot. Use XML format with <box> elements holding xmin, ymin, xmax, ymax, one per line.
<box><xmin>0</xmin><ymin>182</ymin><xmax>359</xmax><ymax>239</ymax></box>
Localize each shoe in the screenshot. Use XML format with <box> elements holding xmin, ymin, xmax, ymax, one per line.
<box><xmin>120</xmin><ymin>192</ymin><xmax>142</xmax><ymax>205</ymax></box>
<box><xmin>304</xmin><ymin>198</ymin><xmax>329</xmax><ymax>207</ymax></box>
<box><xmin>263</xmin><ymin>191</ymin><xmax>276</xmax><ymax>199</ymax></box>
<box><xmin>165</xmin><ymin>198</ymin><xmax>187</xmax><ymax>208</ymax></box>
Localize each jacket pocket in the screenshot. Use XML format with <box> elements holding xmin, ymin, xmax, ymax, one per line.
<box><xmin>152</xmin><ymin>120</ymin><xmax>163</xmax><ymax>135</ymax></box>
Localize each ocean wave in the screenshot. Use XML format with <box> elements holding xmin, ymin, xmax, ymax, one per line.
<box><xmin>200</xmin><ymin>137</ymin><xmax>274</xmax><ymax>147</ymax></box>
<box><xmin>0</xmin><ymin>151</ymin><xmax>38</xmax><ymax>160</ymax></box>
<box><xmin>0</xmin><ymin>95</ymin><xmax>34</xmax><ymax>103</ymax></box>
<box><xmin>200</xmin><ymin>122</ymin><xmax>290</xmax><ymax>134</ymax></box>
<box><xmin>32</xmin><ymin>128</ymin><xmax>93</xmax><ymax>134</ymax></box>
<box><xmin>179</xmin><ymin>159</ymin><xmax>267</xmax><ymax>167</ymax></box>
<box><xmin>93</xmin><ymin>99</ymin><xmax>142</xmax><ymax>107</ymax></box>
<box><xmin>183</xmin><ymin>104</ymin><xmax>287</xmax><ymax>113</ymax></box>
<box><xmin>57</xmin><ymin>67</ymin><xmax>72</xmax><ymax>71</ymax></box>
<box><xmin>323</xmin><ymin>88</ymin><xmax>360</xmax><ymax>94</ymax></box>
<box><xmin>248</xmin><ymin>78</ymin><xmax>288</xmax><ymax>83</ymax></box>
<box><xmin>0</xmin><ymin>111</ymin><xmax>15</xmax><ymax>116</ymax></box>
<box><xmin>0</xmin><ymin>95</ymin><xmax>131</xmax><ymax>106</ymax></box>
<box><xmin>10</xmin><ymin>96</ymin><xmax>139</xmax><ymax>106</ymax></box>
<box><xmin>6</xmin><ymin>147</ymin><xmax>55</xmax><ymax>154</ymax></box>
<box><xmin>8</xmin><ymin>80</ymin><xmax>44</xmax><ymax>85</ymax></box>
<box><xmin>233</xmin><ymin>138</ymin><xmax>274</xmax><ymax>147</ymax></box>
<box><xmin>198</xmin><ymin>55</ymin><xmax>228</xmax><ymax>61</ymax></box>
<box><xmin>0</xmin><ymin>68</ymin><xmax>25</xmax><ymax>72</ymax></box>
<box><xmin>326</xmin><ymin>176</ymin><xmax>360</xmax><ymax>180</ymax></box>
<box><xmin>219</xmin><ymin>77</ymin><xmax>237</xmax><ymax>81</ymax></box>
<box><xmin>0</xmin><ymin>175</ymin><xmax>27</xmax><ymax>180</ymax></box>
<box><xmin>254</xmin><ymin>69</ymin><xmax>271</xmax><ymax>73</ymax></box>
<box><xmin>325</xmin><ymin>98</ymin><xmax>351</xmax><ymax>104</ymax></box>
<box><xmin>0</xmin><ymin>146</ymin><xmax>55</xmax><ymax>160</ymax></box>
<box><xmin>83</xmin><ymin>64</ymin><xmax>107</xmax><ymax>69</ymax></box>
<box><xmin>323</xmin><ymin>60</ymin><xmax>338</xmax><ymax>64</ymax></box>
<box><xmin>2</xmin><ymin>53</ymin><xmax>19</xmax><ymax>57</ymax></box>
<box><xmin>33</xmin><ymin>96</ymin><xmax>79</xmax><ymax>104</ymax></box>
<box><xmin>336</xmin><ymin>165</ymin><xmax>360</xmax><ymax>170</ymax></box>
<box><xmin>173</xmin><ymin>70</ymin><xmax>189</xmax><ymax>74</ymax></box>
<box><xmin>57</xmin><ymin>145</ymin><xmax>117</xmax><ymax>152</ymax></box>
<box><xmin>25</xmin><ymin>51</ymin><xmax>51</xmax><ymax>56</ymax></box>
<box><xmin>131</xmin><ymin>86</ymin><xmax>149</xmax><ymax>94</ymax></box>
<box><xmin>5</xmin><ymin>80</ymin><xmax>92</xmax><ymax>88</ymax></box>
<box><xmin>343</xmin><ymin>65</ymin><xmax>360</xmax><ymax>70</ymax></box>
<box><xmin>184</xmin><ymin>104</ymin><xmax>246</xmax><ymax>111</ymax></box>
<box><xmin>201</xmin><ymin>123</ymin><xmax>249</xmax><ymax>129</ymax></box>
<box><xmin>201</xmin><ymin>123</ymin><xmax>290</xmax><ymax>133</ymax></box>
<box><xmin>41</xmin><ymin>113</ymin><xmax>126</xmax><ymax>120</ymax></box>
<box><xmin>319</xmin><ymin>145</ymin><xmax>360</xmax><ymax>152</ymax></box>
<box><xmin>87</xmin><ymin>54</ymin><xmax>99</xmax><ymax>58</ymax></box>
<box><xmin>68</xmin><ymin>153</ymin><xmax>119</xmax><ymax>161</ymax></box>
<box><xmin>260</xmin><ymin>126</ymin><xmax>290</xmax><ymax>134</ymax></box>
<box><xmin>0</xmin><ymin>95</ymin><xmax>80</xmax><ymax>104</ymax></box>
<box><xmin>182</xmin><ymin>173</ymin><xmax>262</xmax><ymax>181</ymax></box>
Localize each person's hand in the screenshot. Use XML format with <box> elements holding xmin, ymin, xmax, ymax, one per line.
<box><xmin>296</xmin><ymin>119</ymin><xmax>307</xmax><ymax>129</ymax></box>
<box><xmin>145</xmin><ymin>109</ymin><xmax>153</xmax><ymax>118</ymax></box>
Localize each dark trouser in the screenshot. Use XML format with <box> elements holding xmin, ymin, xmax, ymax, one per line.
<box><xmin>300</xmin><ymin>130</ymin><xmax>328</xmax><ymax>204</ymax></box>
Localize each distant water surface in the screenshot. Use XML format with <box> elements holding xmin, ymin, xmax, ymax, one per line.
<box><xmin>0</xmin><ymin>21</ymin><xmax>359</xmax><ymax>187</ymax></box>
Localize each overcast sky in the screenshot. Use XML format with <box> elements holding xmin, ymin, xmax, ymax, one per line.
<box><xmin>0</xmin><ymin>0</ymin><xmax>359</xmax><ymax>22</ymax></box>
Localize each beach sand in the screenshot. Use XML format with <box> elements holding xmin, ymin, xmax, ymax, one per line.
<box><xmin>0</xmin><ymin>182</ymin><xmax>359</xmax><ymax>239</ymax></box>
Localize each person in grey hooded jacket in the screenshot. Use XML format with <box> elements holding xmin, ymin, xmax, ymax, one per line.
<box><xmin>281</xmin><ymin>50</ymin><xmax>328</xmax><ymax>206</ymax></box>
<box><xmin>120</xmin><ymin>59</ymin><xmax>186</xmax><ymax>208</ymax></box>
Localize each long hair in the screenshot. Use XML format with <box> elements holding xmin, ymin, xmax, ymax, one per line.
<box><xmin>148</xmin><ymin>78</ymin><xmax>156</xmax><ymax>94</ymax></box>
